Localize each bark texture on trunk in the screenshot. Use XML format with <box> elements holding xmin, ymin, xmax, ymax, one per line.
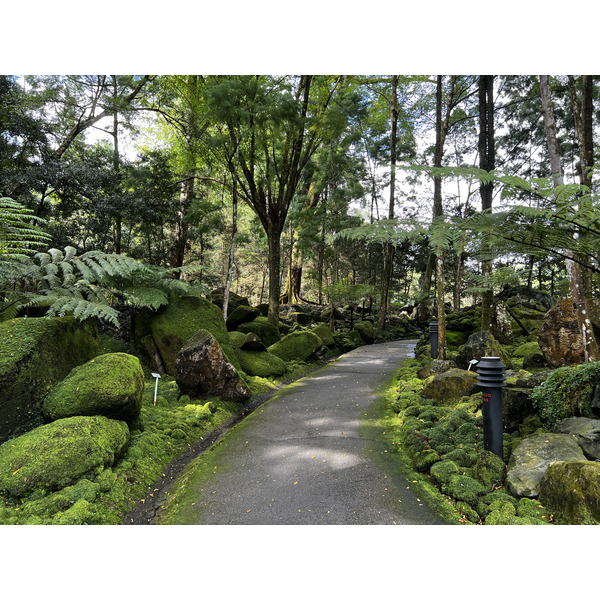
<box><xmin>539</xmin><ymin>75</ymin><xmax>599</xmax><ymax>362</ymax></box>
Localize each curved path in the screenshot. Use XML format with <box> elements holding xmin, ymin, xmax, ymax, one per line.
<box><xmin>157</xmin><ymin>339</ymin><xmax>445</xmax><ymax>525</ymax></box>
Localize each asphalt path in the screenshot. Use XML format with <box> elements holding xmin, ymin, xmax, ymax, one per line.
<box><xmin>157</xmin><ymin>339</ymin><xmax>445</xmax><ymax>525</ymax></box>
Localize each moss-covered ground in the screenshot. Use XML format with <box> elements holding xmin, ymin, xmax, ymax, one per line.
<box><xmin>0</xmin><ymin>356</ymin><xmax>333</xmax><ymax>525</ymax></box>
<box><xmin>378</xmin><ymin>352</ymin><xmax>554</xmax><ymax>525</ymax></box>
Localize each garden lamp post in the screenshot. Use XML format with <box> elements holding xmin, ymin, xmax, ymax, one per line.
<box><xmin>476</xmin><ymin>356</ymin><xmax>506</xmax><ymax>458</ymax></box>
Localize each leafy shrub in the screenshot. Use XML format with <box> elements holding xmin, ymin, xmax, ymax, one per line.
<box><xmin>531</xmin><ymin>361</ymin><xmax>600</xmax><ymax>425</ymax></box>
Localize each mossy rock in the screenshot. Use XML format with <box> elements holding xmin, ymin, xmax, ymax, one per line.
<box><xmin>147</xmin><ymin>295</ymin><xmax>241</xmax><ymax>375</ymax></box>
<box><xmin>446</xmin><ymin>475</ymin><xmax>486</xmax><ymax>506</ymax></box>
<box><xmin>236</xmin><ymin>349</ymin><xmax>287</xmax><ymax>378</ymax></box>
<box><xmin>414</xmin><ymin>449</ymin><xmax>441</xmax><ymax>473</ymax></box>
<box><xmin>226</xmin><ymin>305</ymin><xmax>261</xmax><ymax>331</ymax></box>
<box><xmin>421</xmin><ymin>368</ymin><xmax>479</xmax><ymax>403</ymax></box>
<box><xmin>539</xmin><ymin>460</ymin><xmax>600</xmax><ymax>524</ymax></box>
<box><xmin>0</xmin><ymin>316</ymin><xmax>99</xmax><ymax>444</ymax></box>
<box><xmin>43</xmin><ymin>353</ymin><xmax>145</xmax><ymax>423</ymax></box>
<box><xmin>0</xmin><ymin>416</ymin><xmax>130</xmax><ymax>497</ymax></box>
<box><xmin>228</xmin><ymin>331</ymin><xmax>247</xmax><ymax>349</ymax></box>
<box><xmin>430</xmin><ymin>460</ymin><xmax>461</xmax><ymax>487</ymax></box>
<box><xmin>97</xmin><ymin>334</ymin><xmax>128</xmax><ymax>355</ymax></box>
<box><xmin>311</xmin><ymin>324</ymin><xmax>336</xmax><ymax>348</ymax></box>
<box><xmin>268</xmin><ymin>330</ymin><xmax>322</xmax><ymax>363</ymax></box>
<box><xmin>353</xmin><ymin>321</ymin><xmax>375</xmax><ymax>345</ymax></box>
<box><xmin>474</xmin><ymin>450</ymin><xmax>506</xmax><ymax>490</ymax></box>
<box><xmin>237</xmin><ymin>316</ymin><xmax>281</xmax><ymax>347</ymax></box>
<box><xmin>19</xmin><ymin>478</ymin><xmax>100</xmax><ymax>520</ymax></box>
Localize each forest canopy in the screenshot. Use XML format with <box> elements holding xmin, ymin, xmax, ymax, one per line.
<box><xmin>2</xmin><ymin>74</ymin><xmax>600</xmax><ymax>357</ymax></box>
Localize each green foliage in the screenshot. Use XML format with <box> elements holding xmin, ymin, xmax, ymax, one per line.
<box><xmin>531</xmin><ymin>361</ymin><xmax>600</xmax><ymax>425</ymax></box>
<box><xmin>0</xmin><ymin>197</ymin><xmax>52</xmax><ymax>256</ymax></box>
<box><xmin>1</xmin><ymin>240</ymin><xmax>205</xmax><ymax>326</ymax></box>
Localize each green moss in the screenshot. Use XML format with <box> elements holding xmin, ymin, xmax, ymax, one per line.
<box><xmin>43</xmin><ymin>353</ymin><xmax>145</xmax><ymax>423</ymax></box>
<box><xmin>446</xmin><ymin>475</ymin><xmax>485</xmax><ymax>506</ymax></box>
<box><xmin>430</xmin><ymin>460</ymin><xmax>461</xmax><ymax>487</ymax></box>
<box><xmin>311</xmin><ymin>324</ymin><xmax>336</xmax><ymax>348</ymax></box>
<box><xmin>0</xmin><ymin>416</ymin><xmax>130</xmax><ymax>497</ymax></box>
<box><xmin>474</xmin><ymin>450</ymin><xmax>506</xmax><ymax>490</ymax></box>
<box><xmin>268</xmin><ymin>330</ymin><xmax>322</xmax><ymax>363</ymax></box>
<box><xmin>531</xmin><ymin>361</ymin><xmax>600</xmax><ymax>425</ymax></box>
<box><xmin>236</xmin><ymin>349</ymin><xmax>287</xmax><ymax>378</ymax></box>
<box><xmin>237</xmin><ymin>316</ymin><xmax>281</xmax><ymax>347</ymax></box>
<box><xmin>148</xmin><ymin>296</ymin><xmax>242</xmax><ymax>375</ymax></box>
<box><xmin>516</xmin><ymin>497</ymin><xmax>551</xmax><ymax>523</ymax></box>
<box><xmin>485</xmin><ymin>500</ymin><xmax>517</xmax><ymax>524</ymax></box>
<box><xmin>97</xmin><ymin>334</ymin><xmax>128</xmax><ymax>355</ymax></box>
<box><xmin>0</xmin><ymin>316</ymin><xmax>99</xmax><ymax>444</ymax></box>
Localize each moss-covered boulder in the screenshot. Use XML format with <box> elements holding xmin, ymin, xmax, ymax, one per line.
<box><xmin>239</xmin><ymin>333</ymin><xmax>267</xmax><ymax>351</ymax></box>
<box><xmin>225</xmin><ymin>305</ymin><xmax>261</xmax><ymax>332</ymax></box>
<box><xmin>539</xmin><ymin>460</ymin><xmax>600</xmax><ymax>524</ymax></box>
<box><xmin>353</xmin><ymin>321</ymin><xmax>375</xmax><ymax>345</ymax></box>
<box><xmin>267</xmin><ymin>330</ymin><xmax>322</xmax><ymax>363</ymax></box>
<box><xmin>43</xmin><ymin>353</ymin><xmax>144</xmax><ymax>423</ymax></box>
<box><xmin>446</xmin><ymin>475</ymin><xmax>486</xmax><ymax>507</ymax></box>
<box><xmin>145</xmin><ymin>295</ymin><xmax>241</xmax><ymax>376</ymax></box>
<box><xmin>236</xmin><ymin>349</ymin><xmax>287</xmax><ymax>378</ymax></box>
<box><xmin>474</xmin><ymin>450</ymin><xmax>506</xmax><ymax>490</ymax></box>
<box><xmin>421</xmin><ymin>368</ymin><xmax>479</xmax><ymax>403</ymax></box>
<box><xmin>0</xmin><ymin>416</ymin><xmax>130</xmax><ymax>497</ymax></box>
<box><xmin>505</xmin><ymin>432</ymin><xmax>586</xmax><ymax>498</ymax></box>
<box><xmin>538</xmin><ymin>299</ymin><xmax>589</xmax><ymax>367</ymax></box>
<box><xmin>237</xmin><ymin>316</ymin><xmax>281</xmax><ymax>347</ymax></box>
<box><xmin>455</xmin><ymin>331</ymin><xmax>511</xmax><ymax>370</ymax></box>
<box><xmin>0</xmin><ymin>316</ymin><xmax>99</xmax><ymax>444</ymax></box>
<box><xmin>311</xmin><ymin>324</ymin><xmax>336</xmax><ymax>348</ymax></box>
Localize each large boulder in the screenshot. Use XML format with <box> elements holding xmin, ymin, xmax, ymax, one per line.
<box><xmin>455</xmin><ymin>331</ymin><xmax>510</xmax><ymax>370</ymax></box>
<box><xmin>552</xmin><ymin>417</ymin><xmax>600</xmax><ymax>460</ymax></box>
<box><xmin>353</xmin><ymin>321</ymin><xmax>375</xmax><ymax>345</ymax></box>
<box><xmin>538</xmin><ymin>299</ymin><xmax>600</xmax><ymax>367</ymax></box>
<box><xmin>43</xmin><ymin>353</ymin><xmax>144</xmax><ymax>424</ymax></box>
<box><xmin>236</xmin><ymin>349</ymin><xmax>287</xmax><ymax>378</ymax></box>
<box><xmin>175</xmin><ymin>329</ymin><xmax>251</xmax><ymax>402</ymax></box>
<box><xmin>503</xmin><ymin>387</ymin><xmax>536</xmax><ymax>433</ymax></box>
<box><xmin>142</xmin><ymin>295</ymin><xmax>241</xmax><ymax>376</ymax></box>
<box><xmin>267</xmin><ymin>330</ymin><xmax>323</xmax><ymax>363</ymax></box>
<box><xmin>505</xmin><ymin>432</ymin><xmax>586</xmax><ymax>498</ymax></box>
<box><xmin>417</xmin><ymin>359</ymin><xmax>458</xmax><ymax>380</ymax></box>
<box><xmin>311</xmin><ymin>324</ymin><xmax>336</xmax><ymax>348</ymax></box>
<box><xmin>226</xmin><ymin>305</ymin><xmax>261</xmax><ymax>332</ymax></box>
<box><xmin>237</xmin><ymin>316</ymin><xmax>281</xmax><ymax>347</ymax></box>
<box><xmin>0</xmin><ymin>416</ymin><xmax>129</xmax><ymax>497</ymax></box>
<box><xmin>207</xmin><ymin>288</ymin><xmax>249</xmax><ymax>315</ymax></box>
<box><xmin>539</xmin><ymin>461</ymin><xmax>600</xmax><ymax>524</ymax></box>
<box><xmin>421</xmin><ymin>368</ymin><xmax>479</xmax><ymax>403</ymax></box>
<box><xmin>0</xmin><ymin>316</ymin><xmax>99</xmax><ymax>444</ymax></box>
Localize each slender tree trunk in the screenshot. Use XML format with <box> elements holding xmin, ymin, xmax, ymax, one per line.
<box><xmin>112</xmin><ymin>76</ymin><xmax>122</xmax><ymax>255</ymax></box>
<box><xmin>436</xmin><ymin>254</ymin><xmax>446</xmax><ymax>360</ymax></box>
<box><xmin>379</xmin><ymin>75</ymin><xmax>399</xmax><ymax>329</ymax></box>
<box><xmin>539</xmin><ymin>75</ymin><xmax>599</xmax><ymax>362</ymax></box>
<box><xmin>267</xmin><ymin>227</ymin><xmax>283</xmax><ymax>326</ymax></box>
<box><xmin>479</xmin><ymin>75</ymin><xmax>495</xmax><ymax>332</ymax></box>
<box><xmin>223</xmin><ymin>170</ymin><xmax>238</xmax><ymax>318</ymax></box>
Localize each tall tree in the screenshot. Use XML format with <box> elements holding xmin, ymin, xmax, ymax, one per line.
<box><xmin>539</xmin><ymin>75</ymin><xmax>599</xmax><ymax>362</ymax></box>
<box><xmin>478</xmin><ymin>75</ymin><xmax>495</xmax><ymax>331</ymax></box>
<box><xmin>206</xmin><ymin>75</ymin><xmax>343</xmax><ymax>325</ymax></box>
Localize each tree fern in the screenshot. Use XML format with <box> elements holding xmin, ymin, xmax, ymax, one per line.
<box><xmin>0</xmin><ymin>197</ymin><xmax>52</xmax><ymax>257</ymax></box>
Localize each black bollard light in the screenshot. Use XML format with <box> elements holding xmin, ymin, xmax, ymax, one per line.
<box><xmin>429</xmin><ymin>321</ymin><xmax>439</xmax><ymax>359</ymax></box>
<box><xmin>476</xmin><ymin>356</ymin><xmax>506</xmax><ymax>458</ymax></box>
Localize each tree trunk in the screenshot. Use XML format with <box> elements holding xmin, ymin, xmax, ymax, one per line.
<box><xmin>436</xmin><ymin>253</ymin><xmax>446</xmax><ymax>360</ymax></box>
<box><xmin>378</xmin><ymin>75</ymin><xmax>399</xmax><ymax>329</ymax></box>
<box><xmin>479</xmin><ymin>75</ymin><xmax>495</xmax><ymax>332</ymax></box>
<box><xmin>267</xmin><ymin>227</ymin><xmax>282</xmax><ymax>326</ymax></box>
<box><xmin>539</xmin><ymin>75</ymin><xmax>599</xmax><ymax>362</ymax></box>
<box><xmin>223</xmin><ymin>170</ymin><xmax>238</xmax><ymax>318</ymax></box>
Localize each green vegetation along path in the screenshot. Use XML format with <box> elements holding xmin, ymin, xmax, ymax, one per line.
<box><xmin>156</xmin><ymin>340</ymin><xmax>445</xmax><ymax>525</ymax></box>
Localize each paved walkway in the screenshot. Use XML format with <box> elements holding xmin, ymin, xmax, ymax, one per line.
<box><xmin>157</xmin><ymin>340</ymin><xmax>445</xmax><ymax>525</ymax></box>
